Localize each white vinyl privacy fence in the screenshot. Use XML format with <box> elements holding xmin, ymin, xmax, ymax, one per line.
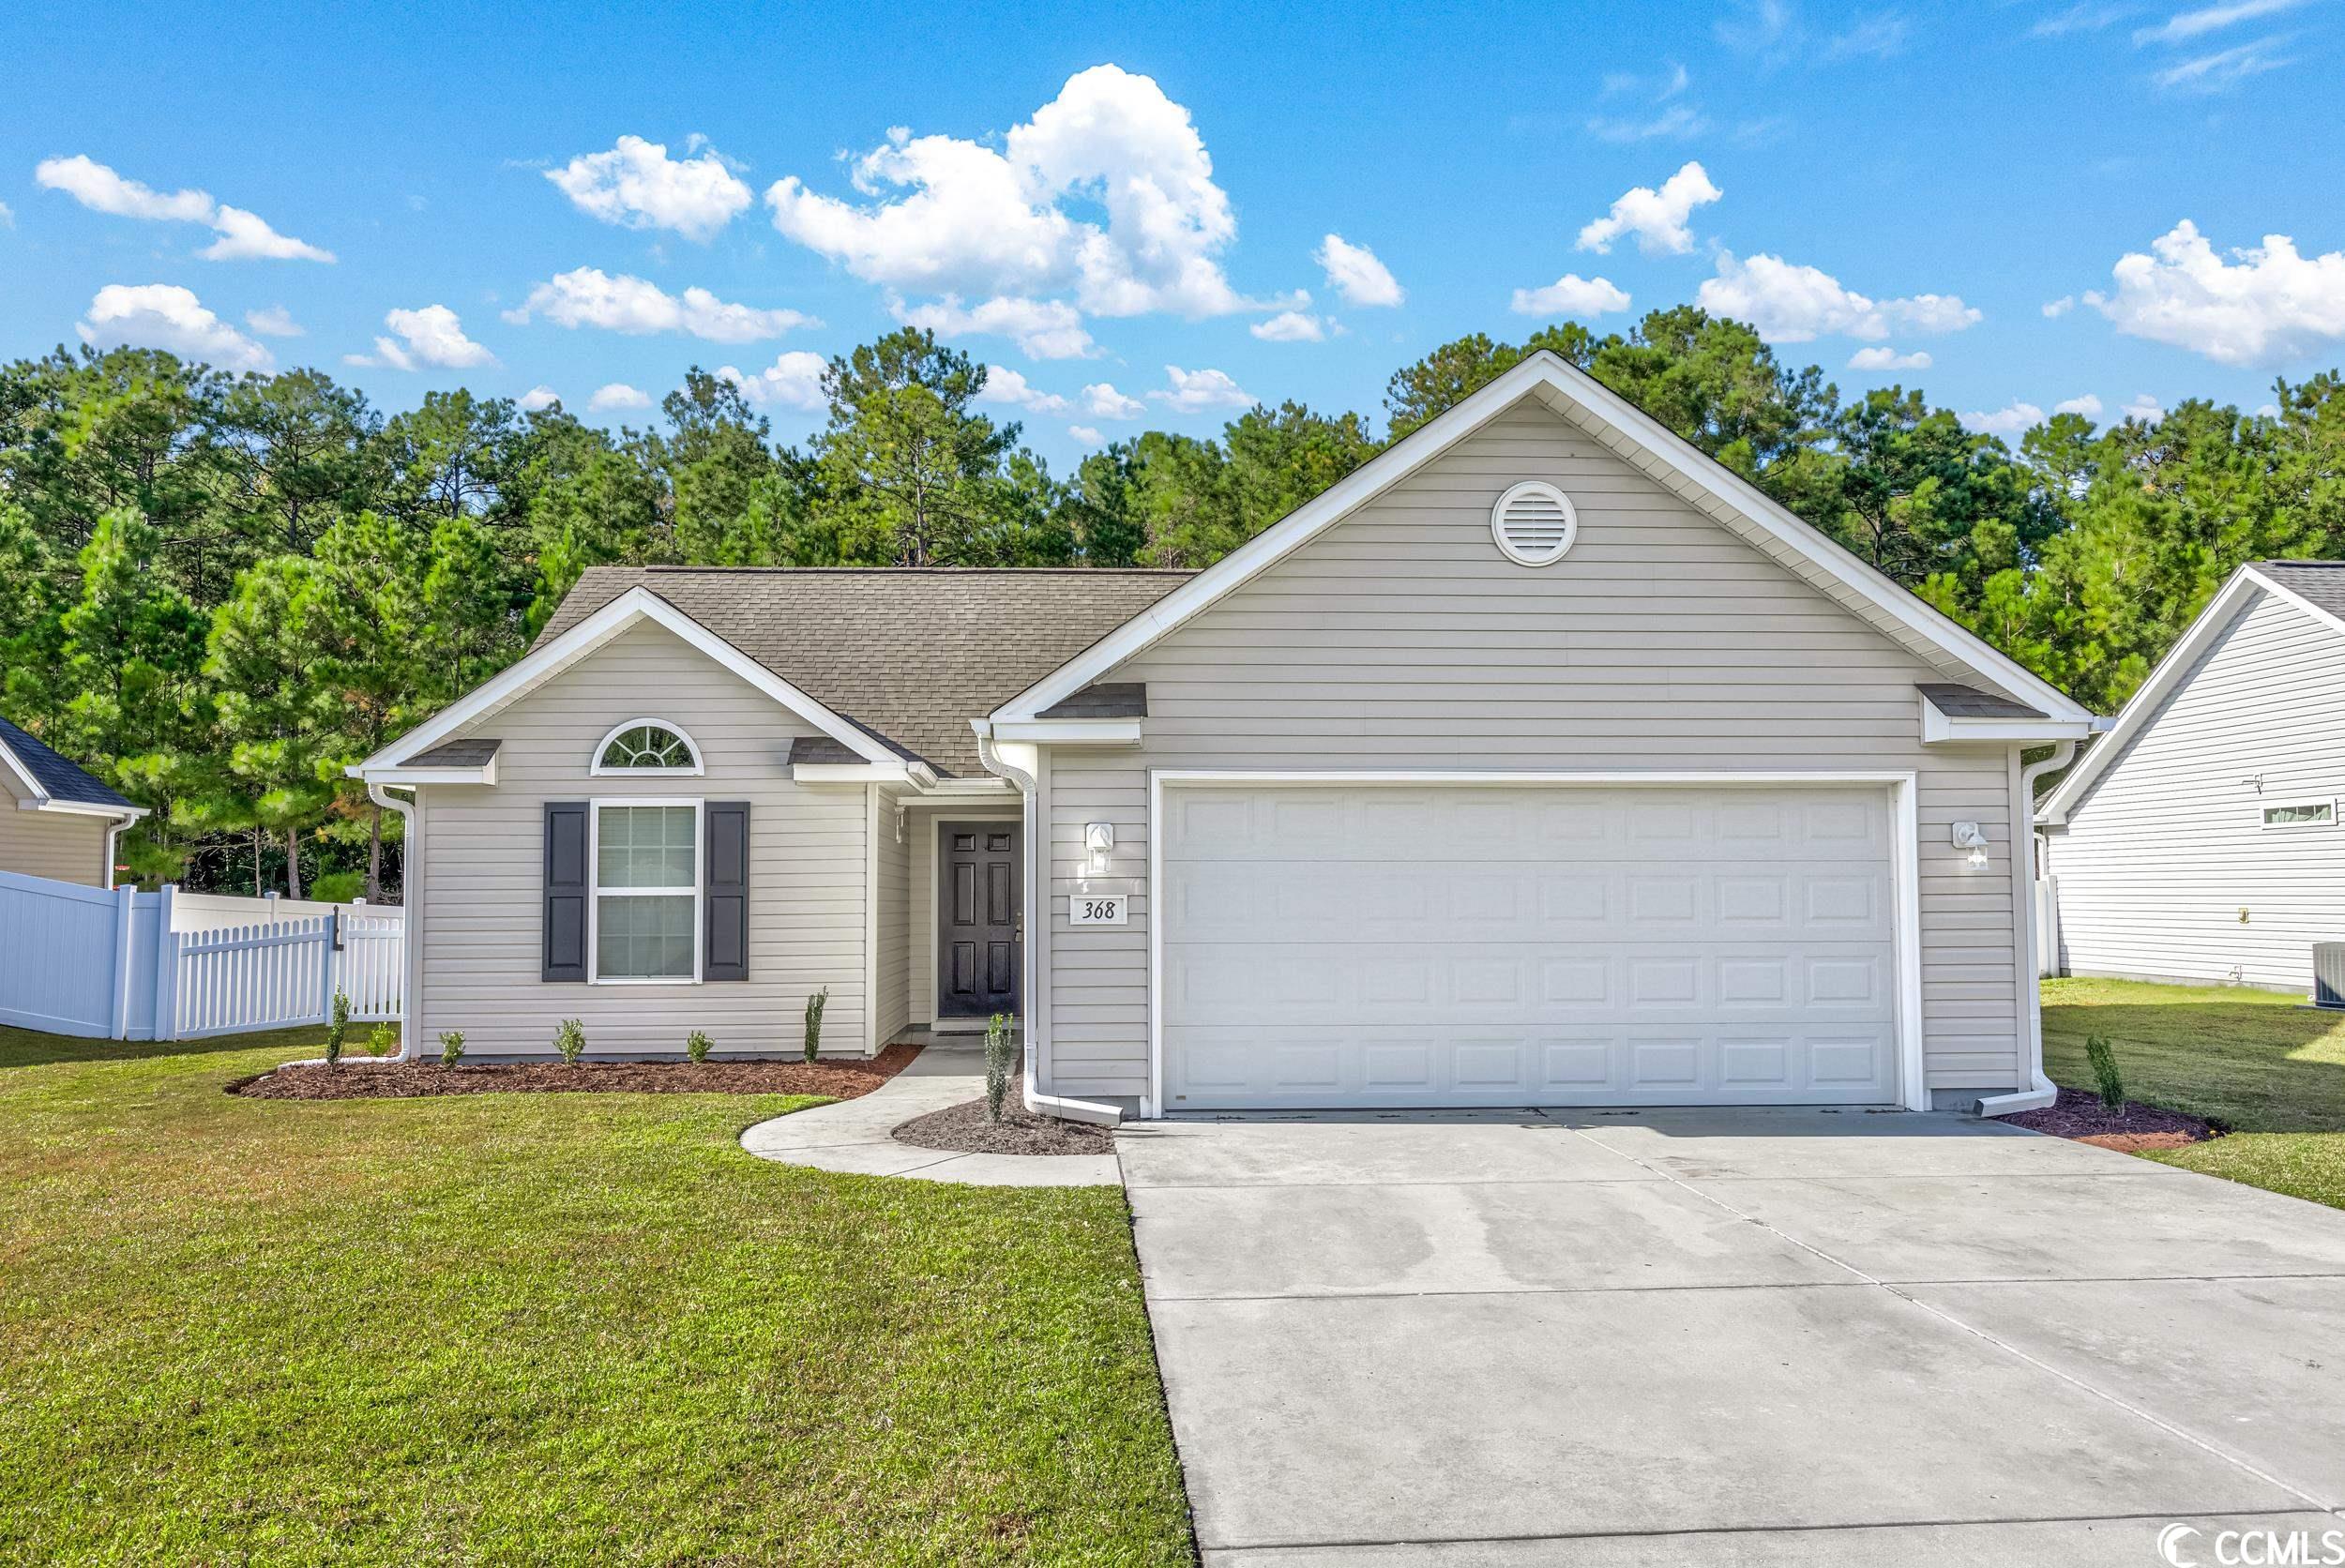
<box><xmin>0</xmin><ymin>869</ymin><xmax>403</xmax><ymax>1042</ymax></box>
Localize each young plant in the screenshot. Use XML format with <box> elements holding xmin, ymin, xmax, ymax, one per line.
<box><xmin>686</xmin><ymin>1029</ymin><xmax>713</xmax><ymax>1064</ymax></box>
<box><xmin>438</xmin><ymin>1030</ymin><xmax>466</xmax><ymax>1067</ymax></box>
<box><xmin>984</xmin><ymin>1012</ymin><xmax>1015</xmax><ymax>1124</ymax></box>
<box><xmin>369</xmin><ymin>1022</ymin><xmax>398</xmax><ymax>1058</ymax></box>
<box><xmin>803</xmin><ymin>988</ymin><xmax>828</xmax><ymax>1063</ymax></box>
<box><xmin>554</xmin><ymin>1018</ymin><xmax>586</xmax><ymax>1066</ymax></box>
<box><xmin>324</xmin><ymin>989</ymin><xmax>350</xmax><ymax>1068</ymax></box>
<box><xmin>2085</xmin><ymin>1033</ymin><xmax>2126</xmax><ymax>1111</ymax></box>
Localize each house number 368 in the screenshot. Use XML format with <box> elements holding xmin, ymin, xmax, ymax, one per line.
<box><xmin>1070</xmin><ymin>895</ymin><xmax>1127</xmax><ymax>926</ymax></box>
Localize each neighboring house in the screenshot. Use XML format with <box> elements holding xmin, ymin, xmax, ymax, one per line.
<box><xmin>0</xmin><ymin>716</ymin><xmax>145</xmax><ymax>888</ymax></box>
<box><xmin>357</xmin><ymin>352</ymin><xmax>2098</xmax><ymax>1117</ymax></box>
<box><xmin>2038</xmin><ymin>561</ymin><xmax>2345</xmax><ymax>993</ymax></box>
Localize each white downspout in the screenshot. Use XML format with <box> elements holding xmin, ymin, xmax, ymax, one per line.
<box><xmin>103</xmin><ymin>814</ymin><xmax>131</xmax><ymax>890</ymax></box>
<box><xmin>1977</xmin><ymin>739</ymin><xmax>2078</xmax><ymax>1118</ymax></box>
<box><xmin>973</xmin><ymin>724</ymin><xmax>1123</xmax><ymax>1127</ymax></box>
<box><xmin>368</xmin><ymin>782</ymin><xmax>423</xmax><ymax>1062</ymax></box>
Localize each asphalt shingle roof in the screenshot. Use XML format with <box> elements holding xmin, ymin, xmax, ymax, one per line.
<box><xmin>538</xmin><ymin>567</ymin><xmax>1193</xmax><ymax>777</ymax></box>
<box><xmin>2257</xmin><ymin>561</ymin><xmax>2345</xmax><ymax>622</ymax></box>
<box><xmin>408</xmin><ymin>738</ymin><xmax>502</xmax><ymax>767</ymax></box>
<box><xmin>1915</xmin><ymin>683</ymin><xmax>2047</xmax><ymax>720</ymax></box>
<box><xmin>1038</xmin><ymin>682</ymin><xmax>1149</xmax><ymax>719</ymax></box>
<box><xmin>0</xmin><ymin>715</ymin><xmax>136</xmax><ymax>808</ymax></box>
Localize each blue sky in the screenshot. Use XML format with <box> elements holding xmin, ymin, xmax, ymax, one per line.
<box><xmin>4</xmin><ymin>0</ymin><xmax>2341</xmax><ymax>467</ymax></box>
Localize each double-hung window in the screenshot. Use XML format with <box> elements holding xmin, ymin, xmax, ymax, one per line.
<box><xmin>592</xmin><ymin>800</ymin><xmax>701</xmax><ymax>981</ymax></box>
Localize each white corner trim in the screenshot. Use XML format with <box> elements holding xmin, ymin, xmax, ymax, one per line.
<box><xmin>362</xmin><ymin>586</ymin><xmax>897</xmax><ymax>773</ymax></box>
<box><xmin>1917</xmin><ymin>694</ymin><xmax>2096</xmax><ymax>746</ymax></box>
<box><xmin>588</xmin><ymin>717</ymin><xmax>705</xmax><ymax>776</ymax></box>
<box><xmin>2039</xmin><ymin>567</ymin><xmax>2281</xmax><ymax>824</ymax></box>
<box><xmin>1144</xmin><ymin>769</ymin><xmax>1932</xmax><ymax>1118</ymax></box>
<box><xmin>990</xmin><ymin>352</ymin><xmax>2095</xmax><ymax>726</ymax></box>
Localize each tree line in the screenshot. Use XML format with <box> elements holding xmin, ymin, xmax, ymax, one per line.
<box><xmin>3</xmin><ymin>315</ymin><xmax>2339</xmax><ymax>898</ymax></box>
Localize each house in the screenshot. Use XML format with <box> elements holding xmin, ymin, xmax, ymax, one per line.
<box><xmin>0</xmin><ymin>716</ymin><xmax>145</xmax><ymax>888</ymax></box>
<box><xmin>2037</xmin><ymin>561</ymin><xmax>2345</xmax><ymax>993</ymax></box>
<box><xmin>356</xmin><ymin>352</ymin><xmax>2099</xmax><ymax>1118</ymax></box>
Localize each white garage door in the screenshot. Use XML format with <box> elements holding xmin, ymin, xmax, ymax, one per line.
<box><xmin>1157</xmin><ymin>783</ymin><xmax>1902</xmax><ymax>1110</ymax></box>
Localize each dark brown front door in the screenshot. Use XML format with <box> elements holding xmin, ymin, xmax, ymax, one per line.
<box><xmin>939</xmin><ymin>822</ymin><xmax>1019</xmax><ymax>1018</ymax></box>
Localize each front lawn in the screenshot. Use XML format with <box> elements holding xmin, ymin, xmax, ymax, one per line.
<box><xmin>0</xmin><ymin>1027</ymin><xmax>1192</xmax><ymax>1566</ymax></box>
<box><xmin>2041</xmin><ymin>976</ymin><xmax>2345</xmax><ymax>1209</ymax></box>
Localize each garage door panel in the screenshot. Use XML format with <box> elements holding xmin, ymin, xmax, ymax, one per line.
<box><xmin>1159</xmin><ymin>783</ymin><xmax>1903</xmax><ymax>1110</ymax></box>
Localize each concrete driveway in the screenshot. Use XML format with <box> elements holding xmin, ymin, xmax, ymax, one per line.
<box><xmin>1118</xmin><ymin>1108</ymin><xmax>2345</xmax><ymax>1565</ymax></box>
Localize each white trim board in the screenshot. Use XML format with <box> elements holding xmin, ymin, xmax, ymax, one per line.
<box><xmin>916</xmin><ymin>805</ymin><xmax>1022</xmax><ymax>1030</ymax></box>
<box><xmin>358</xmin><ymin>586</ymin><xmax>899</xmax><ymax>775</ymax></box>
<box><xmin>2039</xmin><ymin>565</ymin><xmax>2330</xmax><ymax>824</ymax></box>
<box><xmin>584</xmin><ymin>795</ymin><xmax>704</xmax><ymax>987</ymax></box>
<box><xmin>1143</xmin><ymin>769</ymin><xmax>1930</xmax><ymax>1119</ymax></box>
<box><xmin>992</xmin><ymin>352</ymin><xmax>2094</xmax><ymax>727</ymax></box>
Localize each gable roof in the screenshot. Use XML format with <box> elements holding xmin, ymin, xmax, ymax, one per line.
<box><xmin>2041</xmin><ymin>561</ymin><xmax>2345</xmax><ymax>824</ymax></box>
<box><xmin>0</xmin><ymin>716</ymin><xmax>142</xmax><ymax>815</ymax></box>
<box><xmin>989</xmin><ymin>351</ymin><xmax>2098</xmax><ymax>727</ymax></box>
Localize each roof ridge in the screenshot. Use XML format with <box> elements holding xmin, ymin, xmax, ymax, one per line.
<box><xmin>624</xmin><ymin>565</ymin><xmax>1197</xmax><ymax>577</ymax></box>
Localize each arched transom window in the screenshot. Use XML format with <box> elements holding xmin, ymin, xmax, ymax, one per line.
<box><xmin>593</xmin><ymin>720</ymin><xmax>702</xmax><ymax>775</ymax></box>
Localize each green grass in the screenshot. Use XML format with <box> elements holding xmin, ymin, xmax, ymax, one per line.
<box><xmin>0</xmin><ymin>1026</ymin><xmax>1193</xmax><ymax>1566</ymax></box>
<box><xmin>2042</xmin><ymin>976</ymin><xmax>2345</xmax><ymax>1209</ymax></box>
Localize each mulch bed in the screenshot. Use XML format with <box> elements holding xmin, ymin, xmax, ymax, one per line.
<box><xmin>892</xmin><ymin>1096</ymin><xmax>1117</xmax><ymax>1156</ymax></box>
<box><xmin>2004</xmin><ymin>1086</ymin><xmax>2221</xmax><ymax>1152</ymax></box>
<box><xmin>230</xmin><ymin>1042</ymin><xmax>921</xmax><ymax>1100</ymax></box>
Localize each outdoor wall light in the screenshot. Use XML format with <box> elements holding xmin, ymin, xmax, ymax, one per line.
<box><xmin>1084</xmin><ymin>822</ymin><xmax>1114</xmax><ymax>877</ymax></box>
<box><xmin>1951</xmin><ymin>821</ymin><xmax>1989</xmax><ymax>869</ymax></box>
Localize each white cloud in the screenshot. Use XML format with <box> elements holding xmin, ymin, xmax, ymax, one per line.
<box><xmin>718</xmin><ymin>350</ymin><xmax>829</xmax><ymax>411</ymax></box>
<box><xmin>2085</xmin><ymin>220</ymin><xmax>2345</xmax><ymax>366</ymax></box>
<box><xmin>2042</xmin><ymin>295</ymin><xmax>2077</xmax><ymax>317</ymax></box>
<box><xmin>892</xmin><ymin>294</ymin><xmax>1094</xmax><ymax>359</ymax></box>
<box><xmin>1315</xmin><ymin>234</ymin><xmax>1403</xmax><ymax>307</ymax></box>
<box><xmin>1697</xmin><ymin>251</ymin><xmax>1981</xmax><ymax>341</ymax></box>
<box><xmin>2122</xmin><ymin>392</ymin><xmax>2168</xmax><ymax>423</ymax></box>
<box><xmin>1577</xmin><ymin>160</ymin><xmax>1722</xmax><ymax>256</ymax></box>
<box><xmin>588</xmin><ymin>383</ymin><xmax>652</xmax><ymax>412</ymax></box>
<box><xmin>506</xmin><ymin>267</ymin><xmax>814</xmax><ymax>343</ymax></box>
<box><xmin>1082</xmin><ymin>383</ymin><xmax>1145</xmax><ymax>420</ymax></box>
<box><xmin>976</xmin><ymin>365</ymin><xmax>1070</xmax><ymax>415</ymax></box>
<box><xmin>356</xmin><ymin>305</ymin><xmax>496</xmax><ymax>371</ymax></box>
<box><xmin>2033</xmin><ymin>3</ymin><xmax>2128</xmax><ymax>36</ymax></box>
<box><xmin>1824</xmin><ymin>12</ymin><xmax>1910</xmax><ymax>59</ymax></box>
<box><xmin>2150</xmin><ymin>37</ymin><xmax>2294</xmax><ymax>89</ymax></box>
<box><xmin>1847</xmin><ymin>346</ymin><xmax>1932</xmax><ymax>370</ymax></box>
<box><xmin>0</xmin><ymin>200</ymin><xmax>12</xmax><ymax>227</ymax></box>
<box><xmin>518</xmin><ymin>384</ymin><xmax>562</xmax><ymax>412</ymax></box>
<box><xmin>1959</xmin><ymin>400</ymin><xmax>2048</xmax><ymax>439</ymax></box>
<box><xmin>1068</xmin><ymin>424</ymin><xmax>1104</xmax><ymax>445</ymax></box>
<box><xmin>1584</xmin><ymin>104</ymin><xmax>1710</xmax><ymax>143</ymax></box>
<box><xmin>37</xmin><ymin>155</ymin><xmax>331</xmax><ymax>262</ymax></box>
<box><xmin>1510</xmin><ymin>273</ymin><xmax>1632</xmax><ymax>317</ymax></box>
<box><xmin>75</xmin><ymin>283</ymin><xmax>273</xmax><ymax>371</ymax></box>
<box><xmin>1150</xmin><ymin>365</ymin><xmax>1253</xmax><ymax>414</ymax></box>
<box><xmin>1251</xmin><ymin>309</ymin><xmax>1326</xmax><ymax>342</ymax></box>
<box><xmin>244</xmin><ymin>305</ymin><xmax>302</xmax><ymax>338</ymax></box>
<box><xmin>2055</xmin><ymin>393</ymin><xmax>2105</xmax><ymax>415</ymax></box>
<box><xmin>766</xmin><ymin>64</ymin><xmax>1246</xmax><ymax>322</ymax></box>
<box><xmin>2134</xmin><ymin>0</ymin><xmax>2307</xmax><ymax>43</ymax></box>
<box><xmin>546</xmin><ymin>134</ymin><xmax>752</xmax><ymax>242</ymax></box>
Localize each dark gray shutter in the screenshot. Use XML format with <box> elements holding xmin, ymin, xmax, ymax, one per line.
<box><xmin>543</xmin><ymin>801</ymin><xmax>589</xmax><ymax>982</ymax></box>
<box><xmin>704</xmin><ymin>801</ymin><xmax>750</xmax><ymax>981</ymax></box>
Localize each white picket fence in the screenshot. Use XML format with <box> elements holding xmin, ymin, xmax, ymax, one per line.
<box><xmin>0</xmin><ymin>868</ymin><xmax>403</xmax><ymax>1042</ymax></box>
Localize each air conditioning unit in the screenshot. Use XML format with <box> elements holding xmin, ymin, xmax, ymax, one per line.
<box><xmin>2314</xmin><ymin>943</ymin><xmax>2345</xmax><ymax>1009</ymax></box>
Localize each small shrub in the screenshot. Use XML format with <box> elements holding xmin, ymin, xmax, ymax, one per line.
<box><xmin>984</xmin><ymin>1012</ymin><xmax>1015</xmax><ymax>1124</ymax></box>
<box><xmin>310</xmin><ymin>870</ymin><xmax>366</xmax><ymax>904</ymax></box>
<box><xmin>554</xmin><ymin>1018</ymin><xmax>586</xmax><ymax>1065</ymax></box>
<box><xmin>438</xmin><ymin>1030</ymin><xmax>465</xmax><ymax>1067</ymax></box>
<box><xmin>2085</xmin><ymin>1033</ymin><xmax>2126</xmax><ymax>1111</ymax></box>
<box><xmin>686</xmin><ymin>1029</ymin><xmax>713</xmax><ymax>1064</ymax></box>
<box><xmin>324</xmin><ymin>990</ymin><xmax>350</xmax><ymax>1067</ymax></box>
<box><xmin>368</xmin><ymin>1021</ymin><xmax>398</xmax><ymax>1058</ymax></box>
<box><xmin>803</xmin><ymin>988</ymin><xmax>828</xmax><ymax>1063</ymax></box>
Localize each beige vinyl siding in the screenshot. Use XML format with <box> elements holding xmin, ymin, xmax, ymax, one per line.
<box><xmin>1042</xmin><ymin>398</ymin><xmax>2023</xmax><ymax>1104</ymax></box>
<box><xmin>872</xmin><ymin>787</ymin><xmax>911</xmax><ymax>1046</ymax></box>
<box><xmin>2046</xmin><ymin>587</ymin><xmax>2345</xmax><ymax>991</ymax></box>
<box><xmin>418</xmin><ymin>620</ymin><xmax>869</xmax><ymax>1058</ymax></box>
<box><xmin>0</xmin><ymin>772</ymin><xmax>109</xmax><ymax>886</ymax></box>
<box><xmin>907</xmin><ymin>803</ymin><xmax>1021</xmax><ymax>1026</ymax></box>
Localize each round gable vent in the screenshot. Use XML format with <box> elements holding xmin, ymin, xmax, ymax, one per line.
<box><xmin>1490</xmin><ymin>480</ymin><xmax>1579</xmax><ymax>566</ymax></box>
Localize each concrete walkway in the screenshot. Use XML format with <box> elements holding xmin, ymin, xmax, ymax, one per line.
<box><xmin>1120</xmin><ymin>1107</ymin><xmax>2345</xmax><ymax>1565</ymax></box>
<box><xmin>739</xmin><ymin>1049</ymin><xmax>1121</xmax><ymax>1187</ymax></box>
